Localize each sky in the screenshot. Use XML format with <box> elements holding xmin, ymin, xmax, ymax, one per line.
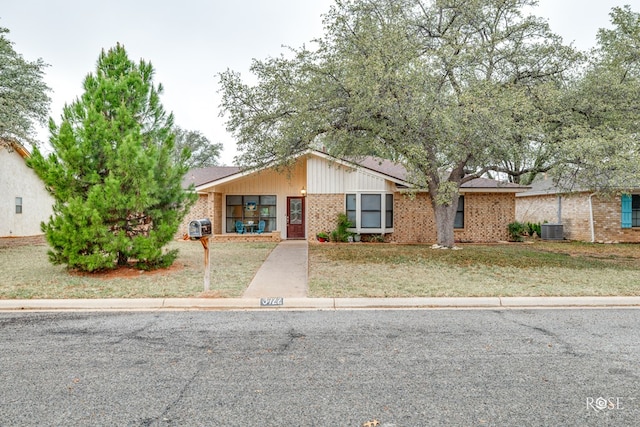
<box><xmin>1</xmin><ymin>0</ymin><xmax>633</xmax><ymax>165</ymax></box>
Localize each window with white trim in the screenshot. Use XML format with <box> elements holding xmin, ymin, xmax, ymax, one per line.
<box><xmin>345</xmin><ymin>193</ymin><xmax>394</xmax><ymax>233</ymax></box>
<box><xmin>15</xmin><ymin>197</ymin><xmax>22</xmax><ymax>214</ymax></box>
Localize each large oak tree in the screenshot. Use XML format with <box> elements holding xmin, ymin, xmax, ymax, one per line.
<box><xmin>555</xmin><ymin>5</ymin><xmax>640</xmax><ymax>192</ymax></box>
<box><xmin>220</xmin><ymin>0</ymin><xmax>578</xmax><ymax>247</ymax></box>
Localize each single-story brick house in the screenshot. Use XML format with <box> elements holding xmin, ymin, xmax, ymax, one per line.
<box><xmin>179</xmin><ymin>150</ymin><xmax>528</xmax><ymax>243</ymax></box>
<box><xmin>0</xmin><ymin>139</ymin><xmax>54</xmax><ymax>237</ymax></box>
<box><xmin>516</xmin><ymin>177</ymin><xmax>640</xmax><ymax>243</ymax></box>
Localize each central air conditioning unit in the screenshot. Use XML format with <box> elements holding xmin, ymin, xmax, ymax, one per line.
<box><xmin>541</xmin><ymin>224</ymin><xmax>564</xmax><ymax>240</ymax></box>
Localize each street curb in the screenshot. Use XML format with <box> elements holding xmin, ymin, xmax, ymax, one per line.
<box><xmin>1</xmin><ymin>296</ymin><xmax>640</xmax><ymax>311</ymax></box>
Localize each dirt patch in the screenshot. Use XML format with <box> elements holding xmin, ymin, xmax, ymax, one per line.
<box><xmin>0</xmin><ymin>235</ymin><xmax>47</xmax><ymax>248</ymax></box>
<box><xmin>69</xmin><ymin>262</ymin><xmax>185</xmax><ymax>280</ymax></box>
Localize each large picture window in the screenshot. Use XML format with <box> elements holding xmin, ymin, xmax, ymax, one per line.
<box><xmin>345</xmin><ymin>193</ymin><xmax>393</xmax><ymax>232</ymax></box>
<box><xmin>226</xmin><ymin>195</ymin><xmax>277</xmax><ymax>232</ymax></box>
<box><xmin>361</xmin><ymin>194</ymin><xmax>381</xmax><ymax>228</ymax></box>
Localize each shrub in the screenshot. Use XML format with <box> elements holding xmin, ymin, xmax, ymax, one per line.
<box><xmin>508</xmin><ymin>222</ymin><xmax>526</xmax><ymax>242</ymax></box>
<box><xmin>525</xmin><ymin>222</ymin><xmax>542</xmax><ymax>237</ymax></box>
<box><xmin>330</xmin><ymin>213</ymin><xmax>354</xmax><ymax>242</ymax></box>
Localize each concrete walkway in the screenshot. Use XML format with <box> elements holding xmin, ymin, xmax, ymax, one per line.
<box><xmin>242</xmin><ymin>240</ymin><xmax>308</xmax><ymax>298</ymax></box>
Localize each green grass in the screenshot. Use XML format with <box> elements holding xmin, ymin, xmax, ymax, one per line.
<box><xmin>0</xmin><ymin>238</ymin><xmax>276</xmax><ymax>299</ymax></box>
<box><xmin>308</xmin><ymin>242</ymin><xmax>640</xmax><ymax>297</ymax></box>
<box><xmin>3</xmin><ymin>237</ymin><xmax>640</xmax><ymax>299</ymax></box>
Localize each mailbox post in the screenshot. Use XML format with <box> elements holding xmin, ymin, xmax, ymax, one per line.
<box><xmin>188</xmin><ymin>219</ymin><xmax>213</xmax><ymax>291</ymax></box>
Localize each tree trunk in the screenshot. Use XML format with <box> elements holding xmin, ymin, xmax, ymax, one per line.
<box><xmin>433</xmin><ymin>198</ymin><xmax>459</xmax><ymax>248</ymax></box>
<box><xmin>117</xmin><ymin>251</ymin><xmax>128</xmax><ymax>266</ymax></box>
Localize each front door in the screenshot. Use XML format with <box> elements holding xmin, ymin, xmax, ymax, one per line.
<box><xmin>287</xmin><ymin>197</ymin><xmax>305</xmax><ymax>239</ymax></box>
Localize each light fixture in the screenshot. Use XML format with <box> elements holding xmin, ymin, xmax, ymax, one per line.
<box><xmin>301</xmin><ymin>186</ymin><xmax>307</xmax><ymax>196</ymax></box>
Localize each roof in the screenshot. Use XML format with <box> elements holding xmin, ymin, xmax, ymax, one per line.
<box><xmin>353</xmin><ymin>156</ymin><xmax>408</xmax><ymax>182</ymax></box>
<box><xmin>345</xmin><ymin>156</ymin><xmax>526</xmax><ymax>191</ymax></box>
<box><xmin>186</xmin><ymin>150</ymin><xmax>528</xmax><ymax>192</ymax></box>
<box><xmin>460</xmin><ymin>177</ymin><xmax>527</xmax><ymax>190</ymax></box>
<box><xmin>516</xmin><ymin>176</ymin><xmax>589</xmax><ymax>197</ymax></box>
<box><xmin>182</xmin><ymin>165</ymin><xmax>241</xmax><ymax>188</ymax></box>
<box><xmin>0</xmin><ymin>138</ymin><xmax>30</xmax><ymax>159</ymax></box>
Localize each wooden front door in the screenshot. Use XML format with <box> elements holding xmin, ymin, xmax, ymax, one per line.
<box><xmin>287</xmin><ymin>197</ymin><xmax>305</xmax><ymax>239</ymax></box>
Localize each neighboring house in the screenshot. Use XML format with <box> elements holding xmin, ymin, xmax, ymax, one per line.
<box><xmin>0</xmin><ymin>139</ymin><xmax>54</xmax><ymax>237</ymax></box>
<box><xmin>516</xmin><ymin>177</ymin><xmax>640</xmax><ymax>243</ymax></box>
<box><xmin>179</xmin><ymin>149</ymin><xmax>528</xmax><ymax>243</ymax></box>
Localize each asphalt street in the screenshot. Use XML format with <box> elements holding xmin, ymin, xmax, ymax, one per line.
<box><xmin>0</xmin><ymin>309</ymin><xmax>638</xmax><ymax>426</ymax></box>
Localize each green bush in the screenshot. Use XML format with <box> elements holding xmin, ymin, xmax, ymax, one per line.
<box><xmin>525</xmin><ymin>222</ymin><xmax>542</xmax><ymax>237</ymax></box>
<box><xmin>508</xmin><ymin>222</ymin><xmax>526</xmax><ymax>242</ymax></box>
<box><xmin>331</xmin><ymin>213</ymin><xmax>354</xmax><ymax>242</ymax></box>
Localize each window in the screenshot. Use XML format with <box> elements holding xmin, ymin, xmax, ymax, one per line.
<box><xmin>15</xmin><ymin>197</ymin><xmax>22</xmax><ymax>214</ymax></box>
<box><xmin>454</xmin><ymin>195</ymin><xmax>464</xmax><ymax>229</ymax></box>
<box><xmin>385</xmin><ymin>194</ymin><xmax>393</xmax><ymax>228</ymax></box>
<box><xmin>226</xmin><ymin>195</ymin><xmax>277</xmax><ymax>232</ymax></box>
<box><xmin>346</xmin><ymin>194</ymin><xmax>357</xmax><ymax>227</ymax></box>
<box><xmin>361</xmin><ymin>194</ymin><xmax>381</xmax><ymax>228</ymax></box>
<box><xmin>621</xmin><ymin>194</ymin><xmax>640</xmax><ymax>228</ymax></box>
<box><xmin>345</xmin><ymin>193</ymin><xmax>393</xmax><ymax>232</ymax></box>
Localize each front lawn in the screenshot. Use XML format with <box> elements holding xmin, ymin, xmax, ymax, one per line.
<box><xmin>308</xmin><ymin>242</ymin><xmax>640</xmax><ymax>297</ymax></box>
<box><xmin>0</xmin><ymin>237</ymin><xmax>276</xmax><ymax>299</ymax></box>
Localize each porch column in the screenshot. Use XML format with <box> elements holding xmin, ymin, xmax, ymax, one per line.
<box><xmin>209</xmin><ymin>192</ymin><xmax>223</xmax><ymax>234</ymax></box>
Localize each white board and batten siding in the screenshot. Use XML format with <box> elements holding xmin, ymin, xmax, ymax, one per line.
<box><xmin>306</xmin><ymin>155</ymin><xmax>393</xmax><ymax>194</ymax></box>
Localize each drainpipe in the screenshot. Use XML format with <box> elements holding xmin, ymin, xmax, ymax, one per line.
<box><xmin>588</xmin><ymin>193</ymin><xmax>597</xmax><ymax>243</ymax></box>
<box><xmin>557</xmin><ymin>196</ymin><xmax>562</xmax><ymax>224</ymax></box>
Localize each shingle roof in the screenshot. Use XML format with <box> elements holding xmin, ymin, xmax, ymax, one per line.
<box><xmin>182</xmin><ymin>166</ymin><xmax>240</xmax><ymax>188</ymax></box>
<box><xmin>355</xmin><ymin>156</ymin><xmax>408</xmax><ymax>182</ymax></box>
<box><xmin>355</xmin><ymin>156</ymin><xmax>526</xmax><ymax>189</ymax></box>
<box><xmin>185</xmin><ymin>151</ymin><xmax>528</xmax><ymax>191</ymax></box>
<box><xmin>460</xmin><ymin>177</ymin><xmax>526</xmax><ymax>189</ymax></box>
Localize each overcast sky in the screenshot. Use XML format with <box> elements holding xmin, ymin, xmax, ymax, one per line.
<box><xmin>1</xmin><ymin>0</ymin><xmax>633</xmax><ymax>165</ymax></box>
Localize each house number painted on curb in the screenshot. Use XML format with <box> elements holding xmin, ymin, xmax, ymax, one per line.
<box><xmin>260</xmin><ymin>297</ymin><xmax>284</xmax><ymax>306</ymax></box>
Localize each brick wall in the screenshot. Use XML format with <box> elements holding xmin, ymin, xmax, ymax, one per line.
<box><xmin>212</xmin><ymin>231</ymin><xmax>281</xmax><ymax>242</ymax></box>
<box><xmin>389</xmin><ymin>192</ymin><xmax>436</xmax><ymax>243</ymax></box>
<box><xmin>307</xmin><ymin>193</ymin><xmax>344</xmax><ymax>242</ymax></box>
<box><xmin>176</xmin><ymin>194</ymin><xmax>209</xmax><ymax>239</ymax></box>
<box><xmin>388</xmin><ymin>192</ymin><xmax>515</xmax><ymax>243</ymax></box>
<box><xmin>516</xmin><ymin>193</ymin><xmax>591</xmax><ymax>241</ymax></box>
<box><xmin>454</xmin><ymin>193</ymin><xmax>514</xmax><ymax>242</ymax></box>
<box><xmin>516</xmin><ymin>193</ymin><xmax>640</xmax><ymax>242</ymax></box>
<box><xmin>308</xmin><ymin>191</ymin><xmax>516</xmax><ymax>244</ymax></box>
<box><xmin>593</xmin><ymin>195</ymin><xmax>640</xmax><ymax>243</ymax></box>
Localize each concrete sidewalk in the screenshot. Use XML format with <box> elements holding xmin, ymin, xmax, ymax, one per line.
<box><xmin>242</xmin><ymin>240</ymin><xmax>308</xmax><ymax>298</ymax></box>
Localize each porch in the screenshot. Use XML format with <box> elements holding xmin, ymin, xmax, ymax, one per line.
<box><xmin>208</xmin><ymin>231</ymin><xmax>282</xmax><ymax>243</ymax></box>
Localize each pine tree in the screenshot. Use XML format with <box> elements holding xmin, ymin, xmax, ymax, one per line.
<box><xmin>28</xmin><ymin>44</ymin><xmax>196</xmax><ymax>272</ymax></box>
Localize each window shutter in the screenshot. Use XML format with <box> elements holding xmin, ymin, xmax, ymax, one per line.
<box><xmin>621</xmin><ymin>194</ymin><xmax>632</xmax><ymax>228</ymax></box>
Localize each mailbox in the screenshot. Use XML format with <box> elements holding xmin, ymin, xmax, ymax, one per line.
<box><xmin>188</xmin><ymin>218</ymin><xmax>212</xmax><ymax>239</ymax></box>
